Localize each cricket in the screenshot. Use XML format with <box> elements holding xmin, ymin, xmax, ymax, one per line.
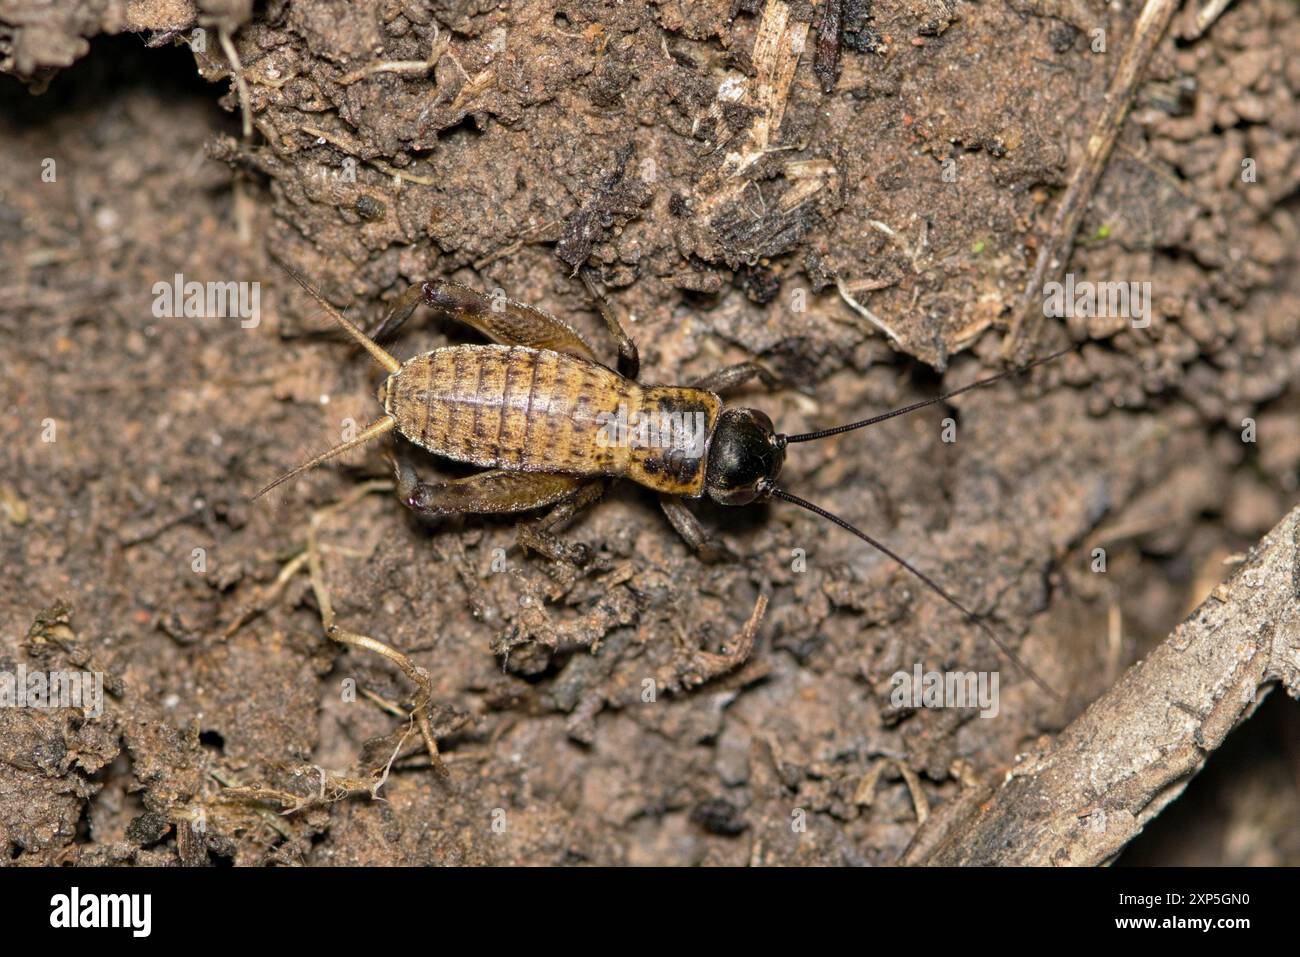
<box><xmin>258</xmin><ymin>266</ymin><xmax>1068</xmax><ymax>700</ymax></box>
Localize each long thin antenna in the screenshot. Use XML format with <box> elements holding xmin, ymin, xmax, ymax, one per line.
<box><xmin>279</xmin><ymin>264</ymin><xmax>402</xmax><ymax>374</ymax></box>
<box><xmin>782</xmin><ymin>346</ymin><xmax>1074</xmax><ymax>444</ymax></box>
<box><xmin>769</xmin><ymin>487</ymin><xmax>1059</xmax><ymax>699</ymax></box>
<box><xmin>253</xmin><ymin>416</ymin><xmax>397</xmax><ymax>500</ymax></box>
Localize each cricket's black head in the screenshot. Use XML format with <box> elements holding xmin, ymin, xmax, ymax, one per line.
<box><xmin>705</xmin><ymin>408</ymin><xmax>785</xmax><ymax>506</ymax></box>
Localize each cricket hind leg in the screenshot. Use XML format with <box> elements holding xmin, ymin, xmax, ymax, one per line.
<box><xmin>391</xmin><ymin>452</ymin><xmax>598</xmax><ymax>564</ymax></box>
<box><xmin>365</xmin><ymin>283</ymin><xmax>423</xmax><ymax>343</ymax></box>
<box><xmin>366</xmin><ymin>277</ymin><xmax>601</xmax><ymax>362</ymax></box>
<box><xmin>659</xmin><ymin>494</ymin><xmax>736</xmax><ymax>563</ymax></box>
<box><xmin>367</xmin><ymin>271</ymin><xmax>639</xmax><ymax>380</ymax></box>
<box><xmin>392</xmin><ymin>455</ymin><xmax>587</xmax><ymax>518</ymax></box>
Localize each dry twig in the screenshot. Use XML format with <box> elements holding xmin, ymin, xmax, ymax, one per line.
<box><xmin>903</xmin><ymin>503</ymin><xmax>1300</xmax><ymax>865</ymax></box>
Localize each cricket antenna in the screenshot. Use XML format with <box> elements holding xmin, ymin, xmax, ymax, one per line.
<box><xmin>278</xmin><ymin>263</ymin><xmax>402</xmax><ymax>375</ymax></box>
<box><xmin>781</xmin><ymin>346</ymin><xmax>1074</xmax><ymax>444</ymax></box>
<box><xmin>768</xmin><ymin>487</ymin><xmax>1060</xmax><ymax>699</ymax></box>
<box><xmin>252</xmin><ymin>416</ymin><xmax>396</xmax><ymax>501</ymax></box>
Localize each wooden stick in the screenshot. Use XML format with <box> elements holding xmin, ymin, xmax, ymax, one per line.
<box><xmin>904</xmin><ymin>503</ymin><xmax>1300</xmax><ymax>866</ymax></box>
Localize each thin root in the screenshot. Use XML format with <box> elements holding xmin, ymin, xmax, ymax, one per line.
<box><xmin>339</xmin><ymin>25</ymin><xmax>447</xmax><ymax>84</ymax></box>
<box><xmin>303</xmin><ymin>480</ymin><xmax>448</xmax><ymax>776</ymax></box>
<box><xmin>232</xmin><ymin>479</ymin><xmax>448</xmax><ymax>778</ymax></box>
<box><xmin>223</xmin><ymin>549</ymin><xmax>309</xmax><ymax>638</ymax></box>
<box><xmin>1003</xmin><ymin>0</ymin><xmax>1179</xmax><ymax>361</ymax></box>
<box><xmin>834</xmin><ymin>276</ymin><xmax>903</xmax><ymax>346</ymax></box>
<box><xmin>217</xmin><ymin>27</ymin><xmax>254</xmax><ymax>140</ymax></box>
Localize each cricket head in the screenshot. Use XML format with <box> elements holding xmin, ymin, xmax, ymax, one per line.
<box><xmin>704</xmin><ymin>408</ymin><xmax>785</xmax><ymax>506</ymax></box>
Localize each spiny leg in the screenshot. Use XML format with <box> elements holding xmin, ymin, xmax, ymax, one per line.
<box><xmin>365</xmin><ymin>283</ymin><xmax>422</xmax><ymax>342</ymax></box>
<box><xmin>392</xmin><ymin>454</ymin><xmax>601</xmax><ymax>565</ymax></box>
<box><xmin>691</xmin><ymin>361</ymin><xmax>780</xmax><ymax>393</ymax></box>
<box><xmin>659</xmin><ymin>494</ymin><xmax>735</xmax><ymax>563</ymax></box>
<box><xmin>579</xmin><ymin>267</ymin><xmax>639</xmax><ymax>380</ymax></box>
<box><xmin>368</xmin><ymin>271</ymin><xmax>639</xmax><ymax>379</ymax></box>
<box><xmin>367</xmin><ymin>277</ymin><xmax>600</xmax><ymax>361</ymax></box>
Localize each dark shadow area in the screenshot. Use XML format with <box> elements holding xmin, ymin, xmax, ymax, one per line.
<box><xmin>1119</xmin><ymin>690</ymin><xmax>1300</xmax><ymax>866</ymax></box>
<box><xmin>1</xmin><ymin>32</ymin><xmax>231</xmax><ymax>129</ymax></box>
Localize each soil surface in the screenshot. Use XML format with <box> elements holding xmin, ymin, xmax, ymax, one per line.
<box><xmin>1</xmin><ymin>0</ymin><xmax>1297</xmax><ymax>865</ymax></box>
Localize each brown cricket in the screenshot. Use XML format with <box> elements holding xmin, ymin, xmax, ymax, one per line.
<box><xmin>258</xmin><ymin>267</ymin><xmax>1067</xmax><ymax>696</ymax></box>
